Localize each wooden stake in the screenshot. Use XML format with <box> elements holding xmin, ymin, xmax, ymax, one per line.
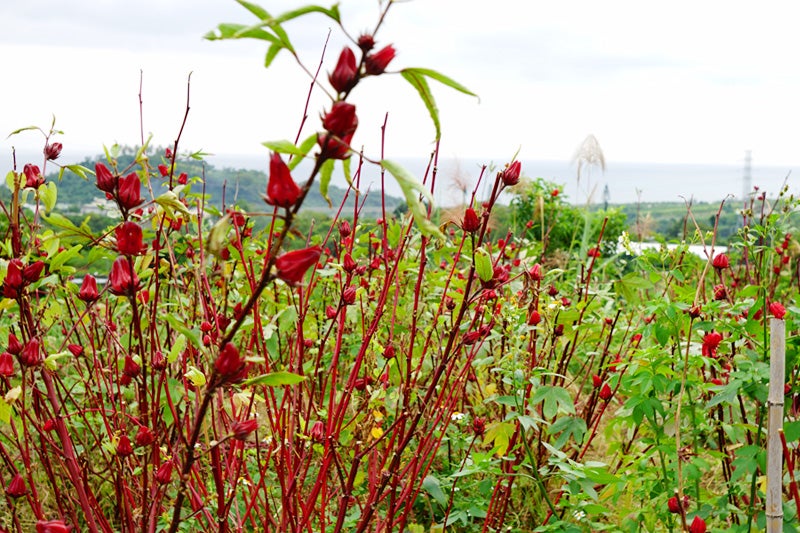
<box><xmin>766</xmin><ymin>317</ymin><xmax>785</xmax><ymax>532</ymax></box>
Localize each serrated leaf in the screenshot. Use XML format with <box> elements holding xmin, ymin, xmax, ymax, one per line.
<box><xmin>262</xmin><ymin>139</ymin><xmax>306</xmax><ymax>156</ymax></box>
<box><xmin>319</xmin><ymin>158</ymin><xmax>334</xmax><ymax>208</ymax></box>
<box><xmin>380</xmin><ymin>159</ymin><xmax>443</xmax><ymax>239</ymax></box>
<box><xmin>483</xmin><ymin>421</ymin><xmax>515</xmax><ymax>457</ymax></box>
<box><xmin>243</xmin><ymin>371</ymin><xmax>306</xmax><ymax>387</ymax></box>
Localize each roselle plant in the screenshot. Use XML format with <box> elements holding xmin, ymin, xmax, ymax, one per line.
<box><xmin>2</xmin><ymin>2</ymin><xmax>800</xmax><ymax>532</ymax></box>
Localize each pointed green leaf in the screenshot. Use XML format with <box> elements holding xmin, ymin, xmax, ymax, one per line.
<box><xmin>274</xmin><ymin>4</ymin><xmax>341</xmax><ymax>24</ymax></box>
<box><xmin>165</xmin><ymin>314</ymin><xmax>201</xmax><ymax>348</ymax></box>
<box><xmin>265</xmin><ymin>42</ymin><xmax>283</xmax><ymax>67</ymax></box>
<box><xmin>7</xmin><ymin>125</ymin><xmax>40</xmax><ymax>138</ymax></box>
<box><xmin>156</xmin><ymin>190</ymin><xmax>192</xmax><ymax>218</ymax></box>
<box><xmin>474</xmin><ymin>248</ymin><xmax>493</xmax><ymax>282</ymax></box>
<box><xmin>185</xmin><ymin>366</ymin><xmax>207</xmax><ymax>387</ymax></box>
<box><xmin>0</xmin><ymin>397</ymin><xmax>11</xmax><ymax>424</ymax></box>
<box><xmin>402</xmin><ymin>67</ymin><xmax>477</xmax><ymax>97</ymax></box>
<box><xmin>380</xmin><ymin>159</ymin><xmax>443</xmax><ymax>239</ymax></box>
<box><xmin>319</xmin><ymin>158</ymin><xmax>334</xmax><ymax>208</ymax></box>
<box><xmin>40</xmin><ymin>180</ymin><xmax>58</xmax><ymax>213</ymax></box>
<box><xmin>400</xmin><ymin>70</ymin><xmax>440</xmax><ymax>140</ymax></box>
<box><xmin>206</xmin><ymin>214</ymin><xmax>231</xmax><ymax>257</ymax></box>
<box><xmin>243</xmin><ymin>371</ymin><xmax>306</xmax><ymax>387</ymax></box>
<box><xmin>288</xmin><ymin>134</ymin><xmax>317</xmax><ymax>171</ymax></box>
<box><xmin>262</xmin><ymin>139</ymin><xmax>307</xmax><ymax>156</ymax></box>
<box><xmin>236</xmin><ymin>0</ymin><xmax>271</xmax><ymax>19</ymax></box>
<box><xmin>422</xmin><ymin>475</ymin><xmax>448</xmax><ymax>508</ymax></box>
<box><xmin>49</xmin><ymin>244</ymin><xmax>83</xmax><ymax>273</ymax></box>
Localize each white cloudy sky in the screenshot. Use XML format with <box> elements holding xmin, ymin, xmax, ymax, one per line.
<box><xmin>2</xmin><ymin>0</ymin><xmax>800</xmax><ymax>173</ymax></box>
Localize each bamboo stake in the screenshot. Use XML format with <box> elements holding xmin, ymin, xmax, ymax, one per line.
<box><xmin>766</xmin><ymin>317</ymin><xmax>785</xmax><ymax>532</ymax></box>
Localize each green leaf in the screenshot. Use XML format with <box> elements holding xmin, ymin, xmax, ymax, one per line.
<box><xmin>40</xmin><ymin>180</ymin><xmax>58</xmax><ymax>213</ymax></box>
<box><xmin>265</xmin><ymin>42</ymin><xmax>283</xmax><ymax>67</ymax></box>
<box><xmin>401</xmin><ymin>67</ymin><xmax>477</xmax><ymax>98</ymax></box>
<box><xmin>155</xmin><ymin>190</ymin><xmax>192</xmax><ymax>218</ymax></box>
<box><xmin>400</xmin><ymin>70</ymin><xmax>440</xmax><ymax>140</ymax></box>
<box><xmin>7</xmin><ymin>125</ymin><xmax>40</xmax><ymax>137</ymax></box>
<box><xmin>274</xmin><ymin>4</ymin><xmax>341</xmax><ymax>24</ymax></box>
<box><xmin>206</xmin><ymin>214</ymin><xmax>231</xmax><ymax>257</ymax></box>
<box><xmin>319</xmin><ymin>158</ymin><xmax>334</xmax><ymax>207</ymax></box>
<box><xmin>380</xmin><ymin>159</ymin><xmax>443</xmax><ymax>239</ymax></box>
<box><xmin>0</xmin><ymin>397</ymin><xmax>11</xmax><ymax>424</ymax></box>
<box><xmin>288</xmin><ymin>134</ymin><xmax>317</xmax><ymax>171</ymax></box>
<box><xmin>165</xmin><ymin>314</ymin><xmax>201</xmax><ymax>348</ymax></box>
<box><xmin>474</xmin><ymin>248</ymin><xmax>493</xmax><ymax>282</ymax></box>
<box><xmin>185</xmin><ymin>366</ymin><xmax>207</xmax><ymax>387</ymax></box>
<box><xmin>5</xmin><ymin>170</ymin><xmax>22</xmax><ymax>191</ymax></box>
<box><xmin>168</xmin><ymin>335</ymin><xmax>187</xmax><ymax>364</ymax></box>
<box><xmin>784</xmin><ymin>420</ymin><xmax>800</xmax><ymax>442</ymax></box>
<box><xmin>531</xmin><ymin>386</ymin><xmax>575</xmax><ymax>418</ymax></box>
<box><xmin>243</xmin><ymin>371</ymin><xmax>306</xmax><ymax>387</ymax></box>
<box><xmin>60</xmin><ymin>164</ymin><xmax>91</xmax><ymax>181</ymax></box>
<box><xmin>262</xmin><ymin>139</ymin><xmax>307</xmax><ymax>156</ymax></box>
<box><xmin>236</xmin><ymin>0</ymin><xmax>270</xmax><ymax>19</ymax></box>
<box><xmin>422</xmin><ymin>475</ymin><xmax>448</xmax><ymax>508</ymax></box>
<box><xmin>49</xmin><ymin>244</ymin><xmax>82</xmax><ymax>273</ymax></box>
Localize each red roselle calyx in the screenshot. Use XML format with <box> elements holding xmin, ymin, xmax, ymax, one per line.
<box><xmin>342</xmin><ymin>286</ymin><xmax>357</xmax><ymax>305</ymax></box>
<box><xmin>214</xmin><ymin>342</ymin><xmax>242</xmax><ymax>379</ymax></box>
<box><xmin>365</xmin><ymin>44</ymin><xmax>396</xmax><ymax>75</ymax></box>
<box><xmin>770</xmin><ymin>301</ymin><xmax>787</xmax><ymax>319</ymax></box>
<box><xmin>0</xmin><ymin>352</ymin><xmax>14</xmax><ymax>376</ymax></box>
<box><xmin>275</xmin><ymin>246</ymin><xmax>322</xmax><ymax>285</ymax></box>
<box><xmin>67</xmin><ymin>344</ymin><xmax>83</xmax><ymax>357</ymax></box>
<box><xmin>78</xmin><ymin>275</ymin><xmax>99</xmax><ymax>302</ymax></box>
<box><xmin>19</xmin><ymin>338</ymin><xmax>43</xmax><ymax>367</ymax></box>
<box><xmin>23</xmin><ymin>164</ymin><xmax>45</xmax><ymax>188</ymax></box>
<box><xmin>322</xmin><ymin>102</ymin><xmax>358</xmax><ymax>138</ymax></box>
<box><xmin>232</xmin><ymin>419</ymin><xmax>259</xmax><ymax>441</ymax></box>
<box><xmin>689</xmin><ymin>515</ymin><xmax>707</xmax><ymax>533</ymax></box>
<box><xmin>154</xmin><ymin>461</ymin><xmax>173</xmax><ymax>484</ymax></box>
<box><xmin>712</xmin><ymin>253</ymin><xmax>729</xmax><ymax>270</ymax></box>
<box><xmin>343</xmin><ymin>253</ymin><xmax>357</xmax><ymax>273</ymax></box>
<box><xmin>5</xmin><ymin>473</ymin><xmax>27</xmax><ymax>498</ymax></box>
<box><xmin>35</xmin><ymin>520</ymin><xmax>72</xmax><ymax>533</ymax></box>
<box><xmin>123</xmin><ymin>355</ymin><xmax>141</xmax><ymax>378</ymax></box>
<box><xmin>599</xmin><ymin>383</ymin><xmax>613</xmax><ymax>401</ymax></box>
<box><xmin>22</xmin><ymin>261</ymin><xmax>45</xmax><ymax>284</ymax></box>
<box><xmin>357</xmin><ymin>33</ymin><xmax>375</xmax><ymax>52</ymax></box>
<box><xmin>44</xmin><ymin>142</ymin><xmax>63</xmax><ymax>160</ymax></box>
<box><xmin>310</xmin><ymin>420</ymin><xmax>325</xmax><ymax>443</ymax></box>
<box><xmin>116</xmin><ymin>221</ymin><xmax>146</xmax><ymax>256</ymax></box>
<box><xmin>462</xmin><ymin>207</ymin><xmax>480</xmax><ymax>233</ymax></box>
<box><xmin>135</xmin><ymin>426</ymin><xmax>155</xmax><ymax>447</ymax></box>
<box><xmin>7</xmin><ymin>333</ymin><xmax>23</xmax><ymax>355</ymax></box>
<box><xmin>108</xmin><ymin>257</ymin><xmax>140</xmax><ymax>296</ymax></box>
<box><xmin>472</xmin><ymin>416</ymin><xmax>486</xmax><ymax>437</ymax></box>
<box><xmin>500</xmin><ymin>160</ymin><xmax>521</xmax><ymax>186</ymax></box>
<box><xmin>116</xmin><ymin>435</ymin><xmax>134</xmax><ymax>456</ymax></box>
<box><xmin>117</xmin><ymin>172</ymin><xmax>143</xmax><ymax>210</ymax></box>
<box><xmin>95</xmin><ymin>162</ymin><xmax>117</xmax><ymax>193</ymax></box>
<box><xmin>328</xmin><ymin>47</ymin><xmax>358</xmax><ymax>93</ymax></box>
<box><xmin>265</xmin><ymin>152</ymin><xmax>301</xmax><ymax>208</ymax></box>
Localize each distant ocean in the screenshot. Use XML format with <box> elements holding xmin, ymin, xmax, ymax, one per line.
<box><xmin>208</xmin><ymin>154</ymin><xmax>797</xmax><ymax>206</ymax></box>
<box><xmin>6</xmin><ymin>148</ymin><xmax>797</xmax><ymax>206</ymax></box>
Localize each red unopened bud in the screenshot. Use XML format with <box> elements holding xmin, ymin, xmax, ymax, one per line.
<box><xmin>472</xmin><ymin>416</ymin><xmax>486</xmax><ymax>437</ymax></box>
<box><xmin>328</xmin><ymin>47</ymin><xmax>358</xmax><ymax>93</ymax></box>
<box><xmin>67</xmin><ymin>344</ymin><xmax>83</xmax><ymax>357</ymax></box>
<box><xmin>152</xmin><ymin>351</ymin><xmax>167</xmax><ymax>371</ymax></box>
<box><xmin>134</xmin><ymin>426</ymin><xmax>155</xmax><ymax>447</ymax></box>
<box><xmin>5</xmin><ymin>259</ymin><xmax>24</xmax><ymax>293</ymax></box>
<box><xmin>116</xmin><ymin>221</ymin><xmax>145</xmax><ymax>256</ymax></box>
<box><xmin>157</xmin><ymin>164</ymin><xmax>169</xmax><ymax>177</ymax></box>
<box><xmin>7</xmin><ymin>333</ymin><xmax>23</xmax><ymax>355</ymax></box>
<box><xmin>265</xmin><ymin>152</ymin><xmax>301</xmax><ymax>208</ymax></box>
<box><xmin>770</xmin><ymin>301</ymin><xmax>787</xmax><ymax>319</ymax></box>
<box><xmin>24</xmin><ymin>164</ymin><xmax>45</xmax><ymax>188</ymax></box>
<box><xmin>275</xmin><ymin>246</ymin><xmax>322</xmax><ymax>285</ymax></box>
<box><xmin>123</xmin><ymin>355</ymin><xmax>141</xmax><ymax>378</ymax></box>
<box><xmin>95</xmin><ymin>162</ymin><xmax>117</xmax><ymax>193</ymax></box>
<box><xmin>689</xmin><ymin>515</ymin><xmax>706</xmax><ymax>533</ymax></box>
<box><xmin>5</xmin><ymin>473</ymin><xmax>27</xmax><ymax>498</ymax></box>
<box><xmin>528</xmin><ymin>310</ymin><xmax>541</xmax><ymax>326</ymax></box>
<box><xmin>116</xmin><ymin>435</ymin><xmax>134</xmax><ymax>456</ymax></box>
<box><xmin>155</xmin><ymin>461</ymin><xmax>173</xmax><ymax>484</ymax></box>
<box><xmin>117</xmin><ymin>172</ymin><xmax>143</xmax><ymax>210</ymax></box>
<box><xmin>214</xmin><ymin>342</ymin><xmax>242</xmax><ymax>378</ymax></box>
<box><xmin>462</xmin><ymin>207</ymin><xmax>480</xmax><ymax>233</ymax></box>
<box><xmin>35</xmin><ymin>520</ymin><xmax>72</xmax><ymax>533</ymax></box>
<box><xmin>0</xmin><ymin>352</ymin><xmax>14</xmax><ymax>376</ymax></box>
<box><xmin>108</xmin><ymin>257</ymin><xmax>140</xmax><ymax>296</ymax></box>
<box><xmin>501</xmin><ymin>160</ymin><xmax>521</xmax><ymax>186</ymax></box>
<box><xmin>325</xmin><ymin>305</ymin><xmax>338</xmax><ymax>319</ymax></box>
<box><xmin>712</xmin><ymin>253</ymin><xmax>729</xmax><ymax>269</ymax></box>
<box><xmin>19</xmin><ymin>338</ymin><xmax>43</xmax><ymax>367</ymax></box>
<box><xmin>342</xmin><ymin>286</ymin><xmax>357</xmax><ymax>305</ymax></box>
<box><xmin>343</xmin><ymin>253</ymin><xmax>357</xmax><ymax>273</ymax></box>
<box><xmin>587</xmin><ymin>247</ymin><xmax>601</xmax><ymax>258</ymax></box>
<box><xmin>599</xmin><ymin>383</ymin><xmax>613</xmax><ymax>401</ymax></box>
<box><xmin>365</xmin><ymin>44</ymin><xmax>396</xmax><ymax>75</ymax></box>
<box><xmin>338</xmin><ymin>220</ymin><xmax>352</xmax><ymax>237</ymax></box>
<box><xmin>547</xmin><ymin>285</ymin><xmax>558</xmax><ymax>297</ymax></box>
<box><xmin>322</xmin><ymin>101</ymin><xmax>359</xmax><ymax>138</ymax></box>
<box><xmin>44</xmin><ymin>142</ymin><xmax>63</xmax><ymax>161</ymax></box>
<box><xmin>78</xmin><ymin>275</ymin><xmax>99</xmax><ymax>303</ymax></box>
<box><xmin>357</xmin><ymin>33</ymin><xmax>375</xmax><ymax>52</ymax></box>
<box><xmin>310</xmin><ymin>420</ymin><xmax>325</xmax><ymax>442</ymax></box>
<box><xmin>22</xmin><ymin>261</ymin><xmax>45</xmax><ymax>283</ymax></box>
<box><xmin>178</xmin><ymin>172</ymin><xmax>188</xmax><ymax>185</ymax></box>
<box><xmin>592</xmin><ymin>374</ymin><xmax>602</xmax><ymax>388</ymax></box>
<box><xmin>713</xmin><ymin>284</ymin><xmax>727</xmax><ymax>301</ymax></box>
<box><xmin>232</xmin><ymin>418</ymin><xmax>258</xmax><ymax>441</ymax></box>
<box><xmin>667</xmin><ymin>496</ymin><xmax>681</xmax><ymax>513</ymax></box>
<box><xmin>43</xmin><ymin>419</ymin><xmax>55</xmax><ymax>431</ymax></box>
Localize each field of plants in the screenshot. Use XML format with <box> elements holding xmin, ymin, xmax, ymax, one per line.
<box><xmin>1</xmin><ymin>2</ymin><xmax>799</xmax><ymax>532</ymax></box>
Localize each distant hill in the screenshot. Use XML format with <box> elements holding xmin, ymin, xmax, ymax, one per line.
<box><xmin>43</xmin><ymin>147</ymin><xmax>404</xmax><ymax>218</ymax></box>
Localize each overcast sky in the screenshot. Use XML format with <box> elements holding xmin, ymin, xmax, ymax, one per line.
<box><xmin>3</xmin><ymin>0</ymin><xmax>800</xmax><ymax>174</ymax></box>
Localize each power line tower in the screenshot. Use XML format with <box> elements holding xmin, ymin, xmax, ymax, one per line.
<box><xmin>742</xmin><ymin>150</ymin><xmax>752</xmax><ymax>201</ymax></box>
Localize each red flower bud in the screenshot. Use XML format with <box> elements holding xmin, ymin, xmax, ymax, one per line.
<box><xmin>547</xmin><ymin>285</ymin><xmax>558</xmax><ymax>297</ymax></box>
<box><xmin>78</xmin><ymin>275</ymin><xmax>99</xmax><ymax>303</ymax></box>
<box><xmin>587</xmin><ymin>247</ymin><xmax>601</xmax><ymax>258</ymax></box>
<box><xmin>592</xmin><ymin>374</ymin><xmax>602</xmax><ymax>388</ymax></box>
<box><xmin>365</xmin><ymin>44</ymin><xmax>396</xmax><ymax>75</ymax></box>
<box><xmin>152</xmin><ymin>351</ymin><xmax>167</xmax><ymax>371</ymax></box>
<box><xmin>95</xmin><ymin>162</ymin><xmax>117</xmax><ymax>193</ymax></box>
<box><xmin>599</xmin><ymin>383</ymin><xmax>613</xmax><ymax>401</ymax></box>
<box><xmin>462</xmin><ymin>207</ymin><xmax>480</xmax><ymax>233</ymax></box>
<box><xmin>325</xmin><ymin>305</ymin><xmax>338</xmax><ymax>319</ymax></box>
<box><xmin>770</xmin><ymin>301</ymin><xmax>787</xmax><ymax>319</ymax></box>
<box><xmin>134</xmin><ymin>426</ymin><xmax>155</xmax><ymax>447</ymax></box>
<box><xmin>317</xmin><ymin>132</ymin><xmax>354</xmax><ymax>160</ymax></box>
<box><xmin>44</xmin><ymin>142</ymin><xmax>63</xmax><ymax>160</ymax></box>
<box><xmin>7</xmin><ymin>333</ymin><xmax>23</xmax><ymax>355</ymax></box>
<box><xmin>472</xmin><ymin>416</ymin><xmax>486</xmax><ymax>437</ymax></box>
<box><xmin>342</xmin><ymin>286</ymin><xmax>357</xmax><ymax>305</ymax></box>
<box><xmin>338</xmin><ymin>220</ymin><xmax>352</xmax><ymax>237</ymax></box>
<box><xmin>712</xmin><ymin>253</ymin><xmax>729</xmax><ymax>269</ymax></box>
<box><xmin>4</xmin><ymin>259</ymin><xmax>24</xmax><ymax>293</ymax></box>
<box><xmin>108</xmin><ymin>257</ymin><xmax>140</xmax><ymax>296</ymax></box>
<box><xmin>116</xmin><ymin>435</ymin><xmax>134</xmax><ymax>456</ymax></box>
<box><xmin>689</xmin><ymin>515</ymin><xmax>706</xmax><ymax>533</ymax></box>
<box><xmin>713</xmin><ymin>284</ymin><xmax>727</xmax><ymax>301</ymax></box>
<box><xmin>118</xmin><ymin>172</ymin><xmax>143</xmax><ymax>210</ymax></box>
<box><xmin>155</xmin><ymin>461</ymin><xmax>173</xmax><ymax>484</ymax></box>
<box><xmin>667</xmin><ymin>496</ymin><xmax>681</xmax><ymax>513</ymax></box>
<box><xmin>123</xmin><ymin>355</ymin><xmax>141</xmax><ymax>378</ymax></box>
<box><xmin>322</xmin><ymin>102</ymin><xmax>359</xmax><ymax>138</ymax></box>
<box><xmin>701</xmin><ymin>331</ymin><xmax>722</xmax><ymax>358</ymax></box>
<box><xmin>343</xmin><ymin>253</ymin><xmax>357</xmax><ymax>273</ymax></box>
<box><xmin>214</xmin><ymin>342</ymin><xmax>242</xmax><ymax>378</ymax></box>
<box><xmin>116</xmin><ymin>221</ymin><xmax>145</xmax><ymax>256</ymax></box>
<box><xmin>22</xmin><ymin>261</ymin><xmax>45</xmax><ymax>284</ymax></box>
<box><xmin>6</xmin><ymin>473</ymin><xmax>27</xmax><ymax>498</ymax></box>
<box><xmin>265</xmin><ymin>152</ymin><xmax>301</xmax><ymax>208</ymax></box>
<box><xmin>357</xmin><ymin>34</ymin><xmax>375</xmax><ymax>52</ymax></box>
<box><xmin>157</xmin><ymin>164</ymin><xmax>169</xmax><ymax>177</ymax></box>
<box><xmin>178</xmin><ymin>172</ymin><xmax>188</xmax><ymax>185</ymax></box>
<box><xmin>529</xmin><ymin>263</ymin><xmax>543</xmax><ymax>282</ymax></box>
<box><xmin>328</xmin><ymin>47</ymin><xmax>358</xmax><ymax>93</ymax></box>
<box><xmin>0</xmin><ymin>352</ymin><xmax>14</xmax><ymax>376</ymax></box>
<box><xmin>23</xmin><ymin>164</ymin><xmax>45</xmax><ymax>188</ymax></box>
<box><xmin>310</xmin><ymin>420</ymin><xmax>325</xmax><ymax>442</ymax></box>
<box><xmin>67</xmin><ymin>344</ymin><xmax>83</xmax><ymax>357</ymax></box>
<box><xmin>43</xmin><ymin>419</ymin><xmax>56</xmax><ymax>431</ymax></box>
<box><xmin>275</xmin><ymin>246</ymin><xmax>322</xmax><ymax>285</ymax></box>
<box><xmin>19</xmin><ymin>338</ymin><xmax>43</xmax><ymax>367</ymax></box>
<box><xmin>232</xmin><ymin>418</ymin><xmax>258</xmax><ymax>441</ymax></box>
<box><xmin>528</xmin><ymin>310</ymin><xmax>541</xmax><ymax>326</ymax></box>
<box><xmin>501</xmin><ymin>160</ymin><xmax>521</xmax><ymax>186</ymax></box>
<box><xmin>35</xmin><ymin>520</ymin><xmax>72</xmax><ymax>533</ymax></box>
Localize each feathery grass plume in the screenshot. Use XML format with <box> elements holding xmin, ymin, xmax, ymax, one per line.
<box><xmin>572</xmin><ymin>134</ymin><xmax>606</xmax><ymax>203</ymax></box>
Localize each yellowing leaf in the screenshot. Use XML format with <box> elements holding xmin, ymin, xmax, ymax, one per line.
<box><xmin>5</xmin><ymin>386</ymin><xmax>21</xmax><ymax>403</ymax></box>
<box><xmin>155</xmin><ymin>190</ymin><xmax>192</xmax><ymax>218</ymax></box>
<box><xmin>185</xmin><ymin>366</ymin><xmax>206</xmax><ymax>387</ymax></box>
<box><xmin>370</xmin><ymin>426</ymin><xmax>384</xmax><ymax>440</ymax></box>
<box><xmin>206</xmin><ymin>215</ymin><xmax>231</xmax><ymax>257</ymax></box>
